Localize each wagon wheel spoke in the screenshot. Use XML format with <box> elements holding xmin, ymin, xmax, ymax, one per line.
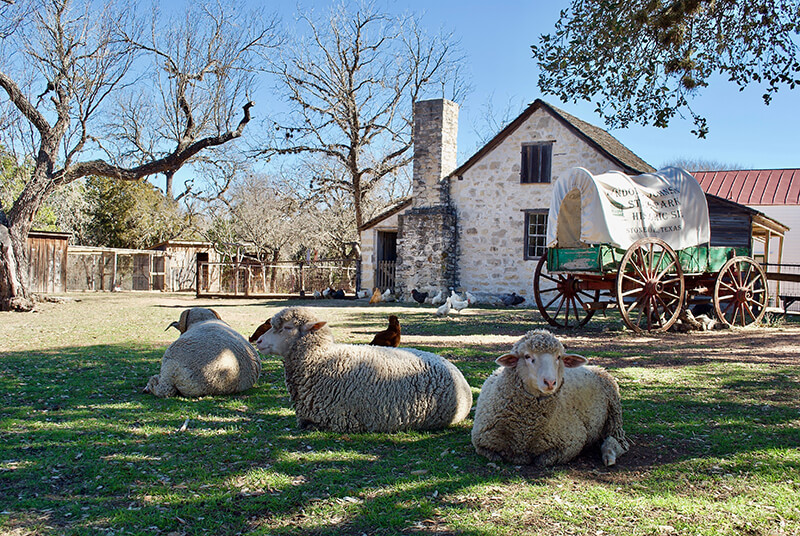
<box><xmin>714</xmin><ymin>256</ymin><xmax>768</xmax><ymax>328</ymax></box>
<box><xmin>718</xmin><ymin>280</ymin><xmax>737</xmax><ymax>294</ymax></box>
<box><xmin>620</xmin><ymin>287</ymin><xmax>644</xmax><ymax>298</ymax></box>
<box><xmin>616</xmin><ymin>238</ymin><xmax>684</xmax><ymax>332</ymax></box>
<box><xmin>539</xmin><ymin>272</ymin><xmax>564</xmax><ymax>285</ymax></box>
<box><xmin>533</xmin><ymin>253</ymin><xmax>598</xmax><ymax>328</ymax></box>
<box><xmin>656</xmin><ymin>261</ymin><xmax>679</xmax><ymax>282</ymax></box>
<box><xmin>542</xmin><ymin>292</ymin><xmax>563</xmax><ymax>311</ymax></box>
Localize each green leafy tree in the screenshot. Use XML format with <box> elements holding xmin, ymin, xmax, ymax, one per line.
<box><xmin>532</xmin><ymin>0</ymin><xmax>800</xmax><ymax>137</ymax></box>
<box><xmin>85</xmin><ymin>177</ymin><xmax>189</xmax><ymax>249</ymax></box>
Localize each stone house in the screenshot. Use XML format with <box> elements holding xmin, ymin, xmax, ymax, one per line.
<box><xmin>358</xmin><ymin>98</ymin><xmax>657</xmax><ymax>302</ymax></box>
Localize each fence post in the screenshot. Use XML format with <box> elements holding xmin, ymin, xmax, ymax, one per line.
<box><xmin>195</xmin><ymin>256</ymin><xmax>201</xmax><ymax>298</ymax></box>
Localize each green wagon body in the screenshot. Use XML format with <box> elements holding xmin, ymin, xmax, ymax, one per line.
<box><xmin>547</xmin><ymin>245</ymin><xmax>751</xmax><ymax>275</ymax></box>
<box><xmin>534</xmin><ymin>241</ymin><xmax>769</xmax><ymax>332</ymax></box>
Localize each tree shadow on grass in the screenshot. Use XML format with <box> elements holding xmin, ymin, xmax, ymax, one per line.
<box><xmin>1</xmin><ymin>343</ymin><xmax>799</xmax><ymax>535</ymax></box>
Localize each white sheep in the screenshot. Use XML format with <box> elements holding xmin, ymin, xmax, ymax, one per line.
<box><xmin>255</xmin><ymin>306</ymin><xmax>473</xmax><ymax>433</ymax></box>
<box><xmin>144</xmin><ymin>308</ymin><xmax>262</xmax><ymax>398</ymax></box>
<box><xmin>471</xmin><ymin>329</ymin><xmax>629</xmax><ymax>466</ymax></box>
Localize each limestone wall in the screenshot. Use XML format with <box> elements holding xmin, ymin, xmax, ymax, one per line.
<box><xmin>449</xmin><ymin>107</ymin><xmax>622</xmax><ymax>301</ymax></box>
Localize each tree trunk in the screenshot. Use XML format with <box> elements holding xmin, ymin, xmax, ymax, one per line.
<box><xmin>0</xmin><ymin>222</ymin><xmax>34</xmax><ymax>311</ymax></box>
<box><xmin>165</xmin><ymin>170</ymin><xmax>174</xmax><ymax>199</ymax></box>
<box><xmin>268</xmin><ymin>249</ymin><xmax>280</xmax><ymax>293</ymax></box>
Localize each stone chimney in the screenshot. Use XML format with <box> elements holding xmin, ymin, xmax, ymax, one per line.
<box><xmin>395</xmin><ymin>99</ymin><xmax>460</xmax><ymax>299</ymax></box>
<box><xmin>412</xmin><ymin>99</ymin><xmax>459</xmax><ymax>208</ymax></box>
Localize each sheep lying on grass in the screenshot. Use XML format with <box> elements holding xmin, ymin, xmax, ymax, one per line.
<box><xmin>145</xmin><ymin>308</ymin><xmax>262</xmax><ymax>398</ymax></box>
<box><xmin>255</xmin><ymin>306</ymin><xmax>472</xmax><ymax>433</ymax></box>
<box><xmin>471</xmin><ymin>329</ymin><xmax>629</xmax><ymax>466</ymax></box>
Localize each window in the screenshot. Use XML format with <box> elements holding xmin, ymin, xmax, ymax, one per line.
<box><xmin>524</xmin><ymin>210</ymin><xmax>549</xmax><ymax>260</ymax></box>
<box><xmin>520</xmin><ymin>142</ymin><xmax>553</xmax><ymax>183</ymax></box>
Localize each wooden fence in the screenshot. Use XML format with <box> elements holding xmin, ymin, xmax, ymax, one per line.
<box><xmin>196</xmin><ymin>259</ymin><xmax>359</xmax><ymax>298</ymax></box>
<box><xmin>375</xmin><ymin>260</ymin><xmax>396</xmax><ymax>292</ymax></box>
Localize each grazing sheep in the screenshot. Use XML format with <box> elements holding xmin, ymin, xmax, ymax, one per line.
<box><xmin>471</xmin><ymin>329</ymin><xmax>629</xmax><ymax>467</ymax></box>
<box><xmin>145</xmin><ymin>308</ymin><xmax>262</xmax><ymax>398</ymax></box>
<box><xmin>255</xmin><ymin>306</ymin><xmax>472</xmax><ymax>433</ymax></box>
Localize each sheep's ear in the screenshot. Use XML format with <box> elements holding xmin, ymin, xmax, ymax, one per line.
<box><xmin>178</xmin><ymin>309</ymin><xmax>190</xmax><ymax>333</ymax></box>
<box><xmin>563</xmin><ymin>353</ymin><xmax>588</xmax><ymax>368</ymax></box>
<box><xmin>302</xmin><ymin>321</ymin><xmax>327</xmax><ymax>334</ymax></box>
<box><xmin>496</xmin><ymin>354</ymin><xmax>519</xmax><ymax>368</ymax></box>
<box><xmin>209</xmin><ymin>308</ymin><xmax>221</xmax><ymax>320</ymax></box>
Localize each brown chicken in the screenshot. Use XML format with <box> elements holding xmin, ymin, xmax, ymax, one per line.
<box><xmin>249</xmin><ymin>319</ymin><xmax>272</xmax><ymax>343</ymax></box>
<box><xmin>369</xmin><ymin>287</ymin><xmax>383</xmax><ymax>304</ymax></box>
<box><xmin>369</xmin><ymin>315</ymin><xmax>401</xmax><ymax>347</ymax></box>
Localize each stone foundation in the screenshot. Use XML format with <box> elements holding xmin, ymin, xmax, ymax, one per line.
<box><xmin>395</xmin><ymin>206</ymin><xmax>458</xmax><ymax>299</ymax></box>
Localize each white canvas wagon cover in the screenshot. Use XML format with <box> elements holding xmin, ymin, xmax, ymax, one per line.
<box><xmin>546</xmin><ymin>167</ymin><xmax>710</xmax><ymax>251</ymax></box>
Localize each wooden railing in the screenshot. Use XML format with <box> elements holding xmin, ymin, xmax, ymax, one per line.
<box><xmin>375</xmin><ymin>260</ymin><xmax>396</xmax><ymax>292</ymax></box>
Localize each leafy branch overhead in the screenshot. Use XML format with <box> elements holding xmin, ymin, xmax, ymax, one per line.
<box><xmin>532</xmin><ymin>0</ymin><xmax>800</xmax><ymax>137</ymax></box>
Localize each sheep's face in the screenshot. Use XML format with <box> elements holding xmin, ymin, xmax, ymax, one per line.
<box><xmin>497</xmin><ymin>331</ymin><xmax>587</xmax><ymax>396</ymax></box>
<box><xmin>255</xmin><ymin>308</ymin><xmax>327</xmax><ymax>356</ymax></box>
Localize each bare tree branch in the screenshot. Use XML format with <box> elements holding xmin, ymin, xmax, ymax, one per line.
<box><xmin>261</xmin><ymin>1</ymin><xmax>468</xmax><ymax>229</ymax></box>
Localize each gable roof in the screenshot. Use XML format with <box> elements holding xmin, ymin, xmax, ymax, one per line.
<box><xmin>449</xmin><ymin>99</ymin><xmax>654</xmax><ymax>179</ymax></box>
<box><xmin>358</xmin><ymin>198</ymin><xmax>412</xmax><ymax>232</ymax></box>
<box><xmin>694</xmin><ymin>169</ymin><xmax>800</xmax><ymax>206</ymax></box>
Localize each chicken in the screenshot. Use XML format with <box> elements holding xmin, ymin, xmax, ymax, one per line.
<box><xmin>249</xmin><ymin>319</ymin><xmax>272</xmax><ymax>343</ymax></box>
<box><xmin>465</xmin><ymin>291</ymin><xmax>477</xmax><ymax>305</ymax></box>
<box><xmin>369</xmin><ymin>315</ymin><xmax>401</xmax><ymax>347</ymax></box>
<box><xmin>430</xmin><ymin>290</ymin><xmax>445</xmax><ymax>306</ymax></box>
<box><xmin>369</xmin><ymin>287</ymin><xmax>383</xmax><ymax>304</ymax></box>
<box><xmin>382</xmin><ymin>288</ymin><xmax>396</xmax><ymax>302</ymax></box>
<box><xmin>357</xmin><ymin>289</ymin><xmax>370</xmax><ymax>299</ymax></box>
<box><xmin>435</xmin><ymin>297</ymin><xmax>452</xmax><ymax>316</ymax></box>
<box><xmin>450</xmin><ymin>294</ymin><xmax>469</xmax><ymax>313</ymax></box>
<box><xmin>332</xmin><ymin>289</ymin><xmax>346</xmax><ymax>299</ymax></box>
<box><xmin>411</xmin><ymin>288</ymin><xmax>428</xmax><ymax>305</ymax></box>
<box><xmin>313</xmin><ymin>290</ymin><xmax>322</xmax><ymax>299</ymax></box>
<box><xmin>501</xmin><ymin>292</ymin><xmax>525</xmax><ymax>306</ymax></box>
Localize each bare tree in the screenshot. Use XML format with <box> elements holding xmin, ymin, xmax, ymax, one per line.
<box><xmin>0</xmin><ymin>0</ymin><xmax>279</xmax><ymax>310</ymax></box>
<box><xmin>660</xmin><ymin>157</ymin><xmax>747</xmax><ymax>173</ymax></box>
<box><xmin>110</xmin><ymin>2</ymin><xmax>280</xmax><ymax>199</ymax></box>
<box><xmin>207</xmin><ymin>171</ymin><xmax>311</xmax><ymax>292</ymax></box>
<box><xmin>263</xmin><ymin>1</ymin><xmax>468</xmax><ymax>230</ymax></box>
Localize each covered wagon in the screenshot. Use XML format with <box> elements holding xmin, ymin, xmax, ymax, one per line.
<box><xmin>533</xmin><ymin>167</ymin><xmax>769</xmax><ymax>332</ymax></box>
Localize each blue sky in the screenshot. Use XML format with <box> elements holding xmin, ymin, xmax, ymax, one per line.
<box><xmin>237</xmin><ymin>0</ymin><xmax>799</xmax><ymax>174</ymax></box>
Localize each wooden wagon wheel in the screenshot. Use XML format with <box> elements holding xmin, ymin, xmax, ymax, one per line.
<box><xmin>533</xmin><ymin>253</ymin><xmax>600</xmax><ymax>328</ymax></box>
<box><xmin>713</xmin><ymin>256</ymin><xmax>768</xmax><ymax>328</ymax></box>
<box><xmin>616</xmin><ymin>237</ymin><xmax>685</xmax><ymax>333</ymax></box>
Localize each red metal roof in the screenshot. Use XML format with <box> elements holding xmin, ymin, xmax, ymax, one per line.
<box><xmin>694</xmin><ymin>169</ymin><xmax>800</xmax><ymax>205</ymax></box>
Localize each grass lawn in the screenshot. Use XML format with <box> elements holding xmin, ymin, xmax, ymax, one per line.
<box><xmin>1</xmin><ymin>293</ymin><xmax>799</xmax><ymax>535</ymax></box>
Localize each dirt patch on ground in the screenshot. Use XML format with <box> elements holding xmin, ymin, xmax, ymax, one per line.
<box><xmin>559</xmin><ymin>326</ymin><xmax>800</xmax><ymax>368</ymax></box>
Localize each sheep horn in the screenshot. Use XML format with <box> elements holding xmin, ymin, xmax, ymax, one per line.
<box><xmin>165</xmin><ymin>321</ymin><xmax>181</xmax><ymax>331</ymax></box>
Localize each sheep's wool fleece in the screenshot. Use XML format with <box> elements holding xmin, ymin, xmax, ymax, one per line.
<box><xmin>277</xmin><ymin>309</ymin><xmax>472</xmax><ymax>433</ymax></box>
<box><xmin>148</xmin><ymin>314</ymin><xmax>262</xmax><ymax>398</ymax></box>
<box><xmin>471</xmin><ymin>361</ymin><xmax>627</xmax><ymax>466</ymax></box>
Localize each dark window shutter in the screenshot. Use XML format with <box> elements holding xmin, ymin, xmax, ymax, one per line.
<box><xmin>540</xmin><ymin>144</ymin><xmax>552</xmax><ymax>183</ymax></box>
